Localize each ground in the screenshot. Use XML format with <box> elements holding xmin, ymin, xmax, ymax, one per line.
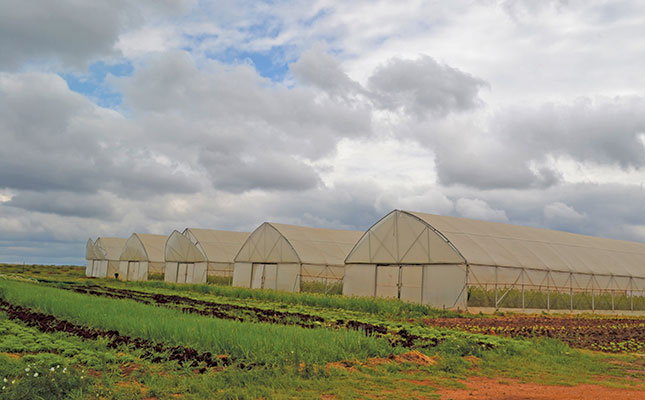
<box><xmin>0</xmin><ymin>263</ymin><xmax>644</xmax><ymax>399</ymax></box>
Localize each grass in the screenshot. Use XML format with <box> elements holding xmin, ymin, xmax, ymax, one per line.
<box><xmin>468</xmin><ymin>287</ymin><xmax>645</xmax><ymax>311</ymax></box>
<box><xmin>0</xmin><ymin>279</ymin><xmax>397</xmax><ymax>367</ymax></box>
<box><xmin>117</xmin><ymin>279</ymin><xmax>462</xmax><ymax>319</ymax></box>
<box><xmin>0</xmin><ymin>263</ymin><xmax>84</xmax><ymax>281</ymax></box>
<box><xmin>2</xmin><ymin>265</ymin><xmax>645</xmax><ymax>399</ymax></box>
<box><xmin>147</xmin><ymin>273</ymin><xmax>164</xmax><ymax>281</ymax></box>
<box><xmin>300</xmin><ymin>280</ymin><xmax>343</xmax><ymax>295</ymax></box>
<box><xmin>207</xmin><ymin>275</ymin><xmax>233</xmax><ymax>285</ymax></box>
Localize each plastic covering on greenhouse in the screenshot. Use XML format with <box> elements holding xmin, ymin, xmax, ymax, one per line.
<box><xmin>86</xmin><ymin>237</ymin><xmax>127</xmax><ymax>279</ymax></box>
<box><xmin>85</xmin><ymin>238</ymin><xmax>97</xmax><ymax>277</ymax></box>
<box><xmin>344</xmin><ymin>210</ymin><xmax>645</xmax><ymax>312</ymax></box>
<box><xmin>118</xmin><ymin>233</ymin><xmax>167</xmax><ymax>281</ymax></box>
<box><xmin>164</xmin><ymin>228</ymin><xmax>249</xmax><ymax>284</ymax></box>
<box><xmin>233</xmin><ymin>222</ymin><xmax>363</xmax><ymax>293</ymax></box>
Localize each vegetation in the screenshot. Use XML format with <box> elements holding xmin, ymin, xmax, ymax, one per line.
<box><xmin>468</xmin><ymin>286</ymin><xmax>645</xmax><ymax>311</ymax></box>
<box><xmin>0</xmin><ymin>265</ymin><xmax>644</xmax><ymax>399</ymax></box>
<box><xmin>300</xmin><ymin>280</ymin><xmax>343</xmax><ymax>295</ymax></box>
<box><xmin>206</xmin><ymin>275</ymin><xmax>233</xmax><ymax>285</ymax></box>
<box><xmin>117</xmin><ymin>279</ymin><xmax>462</xmax><ymax>319</ymax></box>
<box><xmin>147</xmin><ymin>273</ymin><xmax>164</xmax><ymax>281</ymax></box>
<box><xmin>0</xmin><ymin>280</ymin><xmax>396</xmax><ymax>367</ymax></box>
<box><xmin>0</xmin><ymin>263</ymin><xmax>84</xmax><ymax>281</ymax></box>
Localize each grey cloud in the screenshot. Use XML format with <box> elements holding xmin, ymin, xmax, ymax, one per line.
<box><xmin>367</xmin><ymin>55</ymin><xmax>487</xmax><ymax>118</ymax></box>
<box><xmin>0</xmin><ymin>72</ymin><xmax>200</xmax><ymax>199</ymax></box>
<box><xmin>455</xmin><ymin>198</ymin><xmax>509</xmax><ymax>222</ymax></box>
<box><xmin>117</xmin><ymin>52</ymin><xmax>371</xmax><ymax>160</ymax></box>
<box><xmin>112</xmin><ymin>51</ymin><xmax>374</xmax><ymax>193</ymax></box>
<box><xmin>434</xmin><ymin>138</ymin><xmax>563</xmax><ymax>190</ymax></box>
<box><xmin>199</xmin><ymin>150</ymin><xmax>321</xmax><ymax>193</ymax></box>
<box><xmin>430</xmin><ymin>97</ymin><xmax>645</xmax><ymax>190</ymax></box>
<box><xmin>290</xmin><ymin>44</ymin><xmax>364</xmax><ymax>96</ymax></box>
<box><xmin>502</xmin><ymin>98</ymin><xmax>645</xmax><ymax>168</ymax></box>
<box><xmin>291</xmin><ymin>50</ymin><xmax>488</xmax><ymax>119</ymax></box>
<box><xmin>6</xmin><ymin>191</ymin><xmax>117</xmax><ymax>219</ymax></box>
<box><xmin>0</xmin><ymin>0</ymin><xmax>189</xmax><ymax>70</ymax></box>
<box><xmin>445</xmin><ymin>182</ymin><xmax>645</xmax><ymax>242</ymax></box>
<box><xmin>0</xmin><ymin>238</ymin><xmax>86</xmax><ymax>265</ymax></box>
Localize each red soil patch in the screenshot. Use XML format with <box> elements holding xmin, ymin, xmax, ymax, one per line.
<box><xmin>327</xmin><ymin>351</ymin><xmax>437</xmax><ymax>373</ymax></box>
<box><xmin>326</xmin><ymin>360</ymin><xmax>358</xmax><ymax>372</ymax></box>
<box><xmin>435</xmin><ymin>377</ymin><xmax>645</xmax><ymax>399</ymax></box>
<box><xmin>1</xmin><ymin>352</ymin><xmax>22</xmax><ymax>359</ymax></box>
<box><xmin>390</xmin><ymin>350</ymin><xmax>437</xmax><ymax>366</ymax></box>
<box><xmin>119</xmin><ymin>363</ymin><xmax>141</xmax><ymax>377</ymax></box>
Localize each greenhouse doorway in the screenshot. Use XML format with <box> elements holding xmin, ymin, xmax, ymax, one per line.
<box><xmin>126</xmin><ymin>261</ymin><xmax>140</xmax><ymax>281</ymax></box>
<box><xmin>251</xmin><ymin>263</ymin><xmax>278</xmax><ymax>289</ymax></box>
<box><xmin>175</xmin><ymin>262</ymin><xmax>194</xmax><ymax>284</ymax></box>
<box><xmin>375</xmin><ymin>265</ymin><xmax>423</xmax><ymax>303</ymax></box>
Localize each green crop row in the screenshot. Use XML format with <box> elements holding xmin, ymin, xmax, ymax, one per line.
<box><xmin>118</xmin><ymin>280</ymin><xmax>461</xmax><ymax>319</ymax></box>
<box><xmin>468</xmin><ymin>287</ymin><xmax>645</xmax><ymax>311</ymax></box>
<box><xmin>0</xmin><ymin>279</ymin><xmax>396</xmax><ymax>367</ymax></box>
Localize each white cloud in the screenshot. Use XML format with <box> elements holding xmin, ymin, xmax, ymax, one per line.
<box><xmin>3</xmin><ymin>1</ymin><xmax>645</xmax><ymax>264</ymax></box>
<box><xmin>455</xmin><ymin>198</ymin><xmax>509</xmax><ymax>222</ymax></box>
<box><xmin>544</xmin><ymin>201</ymin><xmax>587</xmax><ymax>221</ymax></box>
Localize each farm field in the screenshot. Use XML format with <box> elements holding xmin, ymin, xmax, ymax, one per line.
<box><xmin>0</xmin><ymin>264</ymin><xmax>644</xmax><ymax>399</ymax></box>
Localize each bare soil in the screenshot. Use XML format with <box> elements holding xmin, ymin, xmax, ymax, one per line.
<box><xmin>434</xmin><ymin>376</ymin><xmax>645</xmax><ymax>399</ymax></box>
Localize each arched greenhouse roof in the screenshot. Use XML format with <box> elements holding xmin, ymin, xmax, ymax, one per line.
<box><xmin>235</xmin><ymin>222</ymin><xmax>363</xmax><ymax>265</ymax></box>
<box><xmin>346</xmin><ymin>210</ymin><xmax>645</xmax><ymax>278</ymax></box>
<box><xmin>94</xmin><ymin>237</ymin><xmax>127</xmax><ymax>261</ymax></box>
<box><xmin>183</xmin><ymin>228</ymin><xmax>250</xmax><ymax>263</ymax></box>
<box><xmin>85</xmin><ymin>239</ymin><xmax>97</xmax><ymax>260</ymax></box>
<box><xmin>120</xmin><ymin>233</ymin><xmax>167</xmax><ymax>262</ymax></box>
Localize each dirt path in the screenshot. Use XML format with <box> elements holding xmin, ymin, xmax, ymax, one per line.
<box><xmin>435</xmin><ymin>377</ymin><xmax>645</xmax><ymax>399</ymax></box>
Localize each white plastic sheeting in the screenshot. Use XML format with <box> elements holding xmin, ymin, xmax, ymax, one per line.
<box><xmin>233</xmin><ymin>222</ymin><xmax>362</xmax><ymax>292</ymax></box>
<box><xmin>164</xmin><ymin>228</ymin><xmax>248</xmax><ymax>284</ymax></box>
<box><xmin>85</xmin><ymin>239</ymin><xmax>97</xmax><ymax>277</ymax></box>
<box><xmin>118</xmin><ymin>233</ymin><xmax>167</xmax><ymax>281</ymax></box>
<box><xmin>85</xmin><ymin>237</ymin><xmax>126</xmax><ymax>279</ymax></box>
<box><xmin>345</xmin><ymin>210</ymin><xmax>645</xmax><ymax>311</ymax></box>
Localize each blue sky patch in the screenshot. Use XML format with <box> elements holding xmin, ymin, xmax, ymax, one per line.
<box><xmin>208</xmin><ymin>46</ymin><xmax>293</xmax><ymax>82</ymax></box>
<box><xmin>60</xmin><ymin>61</ymin><xmax>133</xmax><ymax>109</ymax></box>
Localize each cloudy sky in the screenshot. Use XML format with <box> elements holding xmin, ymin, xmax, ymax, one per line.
<box><xmin>2</xmin><ymin>0</ymin><xmax>645</xmax><ymax>264</ymax></box>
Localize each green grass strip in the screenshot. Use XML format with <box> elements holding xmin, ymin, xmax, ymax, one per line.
<box><xmin>119</xmin><ymin>280</ymin><xmax>463</xmax><ymax>319</ymax></box>
<box><xmin>0</xmin><ymin>279</ymin><xmax>396</xmax><ymax>366</ymax></box>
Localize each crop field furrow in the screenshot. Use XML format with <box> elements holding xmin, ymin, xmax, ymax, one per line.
<box><xmin>62</xmin><ymin>283</ymin><xmax>447</xmax><ymax>349</ymax></box>
<box><xmin>425</xmin><ymin>315</ymin><xmax>645</xmax><ymax>352</ymax></box>
<box><xmin>0</xmin><ymin>279</ymin><xmax>399</xmax><ymax>367</ymax></box>
<box><xmin>0</xmin><ymin>298</ymin><xmax>235</xmax><ymax>371</ymax></box>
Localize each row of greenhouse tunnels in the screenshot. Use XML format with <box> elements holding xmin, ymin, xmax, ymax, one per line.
<box><xmin>86</xmin><ymin>210</ymin><xmax>645</xmax><ymax>313</ymax></box>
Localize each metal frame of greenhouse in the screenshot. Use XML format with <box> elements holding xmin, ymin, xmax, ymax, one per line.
<box><xmin>344</xmin><ymin>210</ymin><xmax>645</xmax><ymax>312</ymax></box>
<box><xmin>164</xmin><ymin>228</ymin><xmax>249</xmax><ymax>284</ymax></box>
<box><xmin>118</xmin><ymin>233</ymin><xmax>167</xmax><ymax>281</ymax></box>
<box><xmin>233</xmin><ymin>222</ymin><xmax>363</xmax><ymax>293</ymax></box>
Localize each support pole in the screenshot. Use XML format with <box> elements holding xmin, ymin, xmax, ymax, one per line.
<box><xmin>630</xmin><ymin>277</ymin><xmax>634</xmax><ymax>311</ymax></box>
<box><xmin>495</xmin><ymin>266</ymin><xmax>499</xmax><ymax>310</ymax></box>
<box><xmin>592</xmin><ymin>275</ymin><xmax>595</xmax><ymax>312</ymax></box>
<box><xmin>521</xmin><ymin>269</ymin><xmax>525</xmax><ymax>310</ymax></box>
<box><xmin>569</xmin><ymin>272</ymin><xmax>573</xmax><ymax>312</ymax></box>
<box><xmin>464</xmin><ymin>264</ymin><xmax>469</xmax><ymax>312</ymax></box>
<box><xmin>546</xmin><ymin>271</ymin><xmax>550</xmax><ymax>311</ymax></box>
<box><xmin>610</xmin><ymin>276</ymin><xmax>615</xmax><ymax>311</ymax></box>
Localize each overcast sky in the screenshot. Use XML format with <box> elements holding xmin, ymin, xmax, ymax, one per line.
<box><xmin>1</xmin><ymin>0</ymin><xmax>645</xmax><ymax>265</ymax></box>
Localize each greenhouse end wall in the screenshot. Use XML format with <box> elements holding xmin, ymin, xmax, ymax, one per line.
<box><xmin>344</xmin><ymin>263</ymin><xmax>467</xmax><ymax>310</ymax></box>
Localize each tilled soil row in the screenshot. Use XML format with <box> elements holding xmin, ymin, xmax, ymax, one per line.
<box><xmin>66</xmin><ymin>284</ymin><xmax>450</xmax><ymax>349</ymax></box>
<box><xmin>425</xmin><ymin>315</ymin><xmax>645</xmax><ymax>352</ymax></box>
<box><xmin>0</xmin><ymin>298</ymin><xmax>246</xmax><ymax>371</ymax></box>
